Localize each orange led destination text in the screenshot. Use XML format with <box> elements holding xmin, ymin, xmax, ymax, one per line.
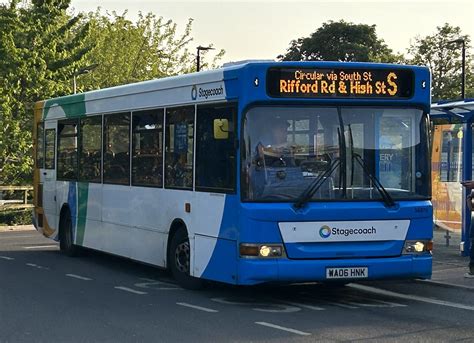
<box><xmin>279</xmin><ymin>70</ymin><xmax>398</xmax><ymax>96</ymax></box>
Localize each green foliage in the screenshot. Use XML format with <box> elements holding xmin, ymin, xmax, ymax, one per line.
<box><xmin>279</xmin><ymin>20</ymin><xmax>401</xmax><ymax>63</ymax></box>
<box><xmin>408</xmin><ymin>23</ymin><xmax>474</xmax><ymax>101</ymax></box>
<box><xmin>0</xmin><ymin>0</ymin><xmax>91</xmax><ymax>185</ymax></box>
<box><xmin>76</xmin><ymin>10</ymin><xmax>225</xmax><ymax>92</ymax></box>
<box><xmin>0</xmin><ymin>209</ymin><xmax>32</xmax><ymax>226</ymax></box>
<box><xmin>0</xmin><ymin>2</ymin><xmax>223</xmax><ymax>186</ymax></box>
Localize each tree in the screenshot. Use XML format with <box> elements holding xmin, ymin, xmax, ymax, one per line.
<box><xmin>408</xmin><ymin>23</ymin><xmax>473</xmax><ymax>101</ymax></box>
<box><xmin>0</xmin><ymin>1</ymin><xmax>225</xmax><ymax>185</ymax></box>
<box><xmin>0</xmin><ymin>0</ymin><xmax>91</xmax><ymax>184</ymax></box>
<box><xmin>75</xmin><ymin>10</ymin><xmax>225</xmax><ymax>92</ymax></box>
<box><xmin>278</xmin><ymin>20</ymin><xmax>402</xmax><ymax>63</ymax></box>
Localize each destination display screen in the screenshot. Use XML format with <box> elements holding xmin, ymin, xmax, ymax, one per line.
<box><xmin>267</xmin><ymin>67</ymin><xmax>414</xmax><ymax>99</ymax></box>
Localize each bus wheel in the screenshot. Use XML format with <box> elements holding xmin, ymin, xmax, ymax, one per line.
<box><xmin>169</xmin><ymin>227</ymin><xmax>204</xmax><ymax>290</ymax></box>
<box><xmin>59</xmin><ymin>210</ymin><xmax>78</xmax><ymax>257</ymax></box>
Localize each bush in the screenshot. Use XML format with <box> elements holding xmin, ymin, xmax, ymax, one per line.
<box><xmin>0</xmin><ymin>209</ymin><xmax>32</xmax><ymax>226</ymax></box>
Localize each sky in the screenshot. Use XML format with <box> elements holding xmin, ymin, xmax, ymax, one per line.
<box><xmin>35</xmin><ymin>0</ymin><xmax>474</xmax><ymax>64</ymax></box>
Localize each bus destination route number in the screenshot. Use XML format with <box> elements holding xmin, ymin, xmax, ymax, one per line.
<box><xmin>267</xmin><ymin>67</ymin><xmax>414</xmax><ymax>99</ymax></box>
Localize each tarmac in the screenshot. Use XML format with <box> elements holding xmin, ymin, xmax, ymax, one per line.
<box><xmin>0</xmin><ymin>224</ymin><xmax>472</xmax><ymax>290</ymax></box>
<box><xmin>426</xmin><ymin>227</ymin><xmax>474</xmax><ymax>290</ymax></box>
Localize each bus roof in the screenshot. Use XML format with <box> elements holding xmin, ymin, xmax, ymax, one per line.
<box><xmin>39</xmin><ymin>60</ymin><xmax>428</xmax><ymax>108</ymax></box>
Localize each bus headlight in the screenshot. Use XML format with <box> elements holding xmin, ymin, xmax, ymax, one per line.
<box><xmin>240</xmin><ymin>243</ymin><xmax>285</xmax><ymax>258</ymax></box>
<box><xmin>403</xmin><ymin>240</ymin><xmax>433</xmax><ymax>254</ymax></box>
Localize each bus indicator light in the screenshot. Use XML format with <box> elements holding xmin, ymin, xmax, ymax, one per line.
<box><xmin>403</xmin><ymin>240</ymin><xmax>433</xmax><ymax>254</ymax></box>
<box><xmin>240</xmin><ymin>244</ymin><xmax>259</xmax><ymax>257</ymax></box>
<box><xmin>240</xmin><ymin>244</ymin><xmax>284</xmax><ymax>258</ymax></box>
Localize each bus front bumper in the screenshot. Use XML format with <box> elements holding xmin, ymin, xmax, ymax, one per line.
<box><xmin>236</xmin><ymin>254</ymin><xmax>432</xmax><ymax>285</ymax></box>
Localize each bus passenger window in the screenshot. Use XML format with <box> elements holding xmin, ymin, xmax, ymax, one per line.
<box><xmin>36</xmin><ymin>122</ymin><xmax>44</xmax><ymax>168</ymax></box>
<box><xmin>103</xmin><ymin>113</ymin><xmax>130</xmax><ymax>185</ymax></box>
<box><xmin>57</xmin><ymin>120</ymin><xmax>78</xmax><ymax>179</ymax></box>
<box><xmin>45</xmin><ymin>128</ymin><xmax>55</xmax><ymax>170</ymax></box>
<box><xmin>132</xmin><ymin>109</ymin><xmax>164</xmax><ymax>187</ymax></box>
<box><xmin>165</xmin><ymin>106</ymin><xmax>194</xmax><ymax>190</ymax></box>
<box><xmin>79</xmin><ymin>116</ymin><xmax>102</xmax><ymax>183</ymax></box>
<box><xmin>196</xmin><ymin>103</ymin><xmax>237</xmax><ymax>193</ymax></box>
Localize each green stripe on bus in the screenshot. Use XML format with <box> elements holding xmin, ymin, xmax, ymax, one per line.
<box><xmin>76</xmin><ymin>182</ymin><xmax>89</xmax><ymax>245</ymax></box>
<box><xmin>43</xmin><ymin>93</ymin><xmax>86</xmax><ymax>119</ymax></box>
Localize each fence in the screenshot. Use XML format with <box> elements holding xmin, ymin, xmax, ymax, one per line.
<box><xmin>0</xmin><ymin>186</ymin><xmax>34</xmax><ymax>211</ymax></box>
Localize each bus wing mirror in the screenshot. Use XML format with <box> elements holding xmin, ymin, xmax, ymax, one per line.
<box><xmin>213</xmin><ymin>119</ymin><xmax>230</xmax><ymax>139</ymax></box>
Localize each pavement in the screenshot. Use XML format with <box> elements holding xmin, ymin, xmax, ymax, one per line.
<box><xmin>0</xmin><ymin>224</ymin><xmax>35</xmax><ymax>232</ymax></box>
<box><xmin>426</xmin><ymin>227</ymin><xmax>474</xmax><ymax>290</ymax></box>
<box><xmin>1</xmin><ymin>224</ymin><xmax>473</xmax><ymax>290</ymax></box>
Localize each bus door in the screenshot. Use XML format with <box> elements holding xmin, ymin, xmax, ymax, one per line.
<box><xmin>431</xmin><ymin>124</ymin><xmax>463</xmax><ymax>231</ymax></box>
<box><xmin>42</xmin><ymin>121</ymin><xmax>58</xmax><ymax>230</ymax></box>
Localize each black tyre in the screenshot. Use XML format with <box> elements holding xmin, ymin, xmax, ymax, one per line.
<box><xmin>169</xmin><ymin>227</ymin><xmax>204</xmax><ymax>290</ymax></box>
<box><xmin>59</xmin><ymin>209</ymin><xmax>79</xmax><ymax>257</ymax></box>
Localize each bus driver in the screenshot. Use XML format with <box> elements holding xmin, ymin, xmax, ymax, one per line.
<box><xmin>256</xmin><ymin>118</ymin><xmax>293</xmax><ymax>167</ymax></box>
<box><xmin>250</xmin><ymin>117</ymin><xmax>296</xmax><ymax>197</ymax></box>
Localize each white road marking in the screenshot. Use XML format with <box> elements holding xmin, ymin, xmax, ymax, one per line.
<box><xmin>255</xmin><ymin>322</ymin><xmax>311</xmax><ymax>336</ymax></box>
<box><xmin>135</xmin><ymin>278</ymin><xmax>182</xmax><ymax>290</ymax></box>
<box><xmin>176</xmin><ymin>302</ymin><xmax>218</xmax><ymax>313</ymax></box>
<box><xmin>280</xmin><ymin>301</ymin><xmax>325</xmax><ymax>311</ymax></box>
<box><xmin>345</xmin><ymin>294</ymin><xmax>407</xmax><ymax>308</ymax></box>
<box><xmin>420</xmin><ymin>279</ymin><xmax>474</xmax><ymax>291</ymax></box>
<box><xmin>211</xmin><ymin>297</ymin><xmax>300</xmax><ymax>313</ymax></box>
<box><xmin>66</xmin><ymin>274</ymin><xmax>92</xmax><ymax>281</ymax></box>
<box><xmin>350</xmin><ymin>284</ymin><xmax>474</xmax><ymax>311</ymax></box>
<box><xmin>26</xmin><ymin>263</ymin><xmax>49</xmax><ymax>270</ymax></box>
<box><xmin>23</xmin><ymin>245</ymin><xmax>58</xmax><ymax>249</ymax></box>
<box><xmin>0</xmin><ymin>256</ymin><xmax>14</xmax><ymax>260</ymax></box>
<box><xmin>114</xmin><ymin>286</ymin><xmax>147</xmax><ymax>295</ymax></box>
<box><xmin>320</xmin><ymin>300</ymin><xmax>358</xmax><ymax>309</ymax></box>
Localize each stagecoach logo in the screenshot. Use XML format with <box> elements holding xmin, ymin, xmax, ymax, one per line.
<box><xmin>319</xmin><ymin>224</ymin><xmax>377</xmax><ymax>239</ymax></box>
<box><xmin>319</xmin><ymin>225</ymin><xmax>332</xmax><ymax>239</ymax></box>
<box><xmin>191</xmin><ymin>85</ymin><xmax>198</xmax><ymax>100</ymax></box>
<box><xmin>191</xmin><ymin>84</ymin><xmax>224</xmax><ymax>101</ymax></box>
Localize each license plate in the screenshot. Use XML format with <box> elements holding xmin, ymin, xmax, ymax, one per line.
<box><xmin>326</xmin><ymin>267</ymin><xmax>368</xmax><ymax>279</ymax></box>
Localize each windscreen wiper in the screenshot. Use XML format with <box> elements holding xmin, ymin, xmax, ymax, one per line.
<box><xmin>348</xmin><ymin>124</ymin><xmax>355</xmax><ymax>190</ymax></box>
<box><xmin>352</xmin><ymin>153</ymin><xmax>396</xmax><ymax>208</ymax></box>
<box><xmin>293</xmin><ymin>158</ymin><xmax>341</xmax><ymax>210</ymax></box>
<box><xmin>337</xmin><ymin>109</ymin><xmax>347</xmax><ymax>198</ymax></box>
<box><xmin>346</xmin><ymin>124</ymin><xmax>395</xmax><ymax>207</ymax></box>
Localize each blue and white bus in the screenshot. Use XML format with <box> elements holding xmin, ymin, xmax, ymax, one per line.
<box><xmin>33</xmin><ymin>61</ymin><xmax>432</xmax><ymax>288</ymax></box>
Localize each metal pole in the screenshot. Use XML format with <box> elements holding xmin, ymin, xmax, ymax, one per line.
<box><xmin>73</xmin><ymin>75</ymin><xmax>77</xmax><ymax>94</ymax></box>
<box><xmin>462</xmin><ymin>121</ymin><xmax>472</xmax><ymax>257</ymax></box>
<box><xmin>461</xmin><ymin>40</ymin><xmax>466</xmax><ymax>99</ymax></box>
<box><xmin>196</xmin><ymin>49</ymin><xmax>201</xmax><ymax>72</ymax></box>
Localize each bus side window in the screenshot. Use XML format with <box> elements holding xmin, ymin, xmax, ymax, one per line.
<box><xmin>196</xmin><ymin>103</ymin><xmax>237</xmax><ymax>193</ymax></box>
<box><xmin>79</xmin><ymin>116</ymin><xmax>102</xmax><ymax>183</ymax></box>
<box><xmin>36</xmin><ymin>122</ymin><xmax>45</xmax><ymax>168</ymax></box>
<box><xmin>57</xmin><ymin>120</ymin><xmax>78</xmax><ymax>179</ymax></box>
<box><xmin>165</xmin><ymin>106</ymin><xmax>194</xmax><ymax>190</ymax></box>
<box><xmin>103</xmin><ymin>113</ymin><xmax>131</xmax><ymax>185</ymax></box>
<box><xmin>44</xmin><ymin>128</ymin><xmax>55</xmax><ymax>170</ymax></box>
<box><xmin>132</xmin><ymin>109</ymin><xmax>164</xmax><ymax>187</ymax></box>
